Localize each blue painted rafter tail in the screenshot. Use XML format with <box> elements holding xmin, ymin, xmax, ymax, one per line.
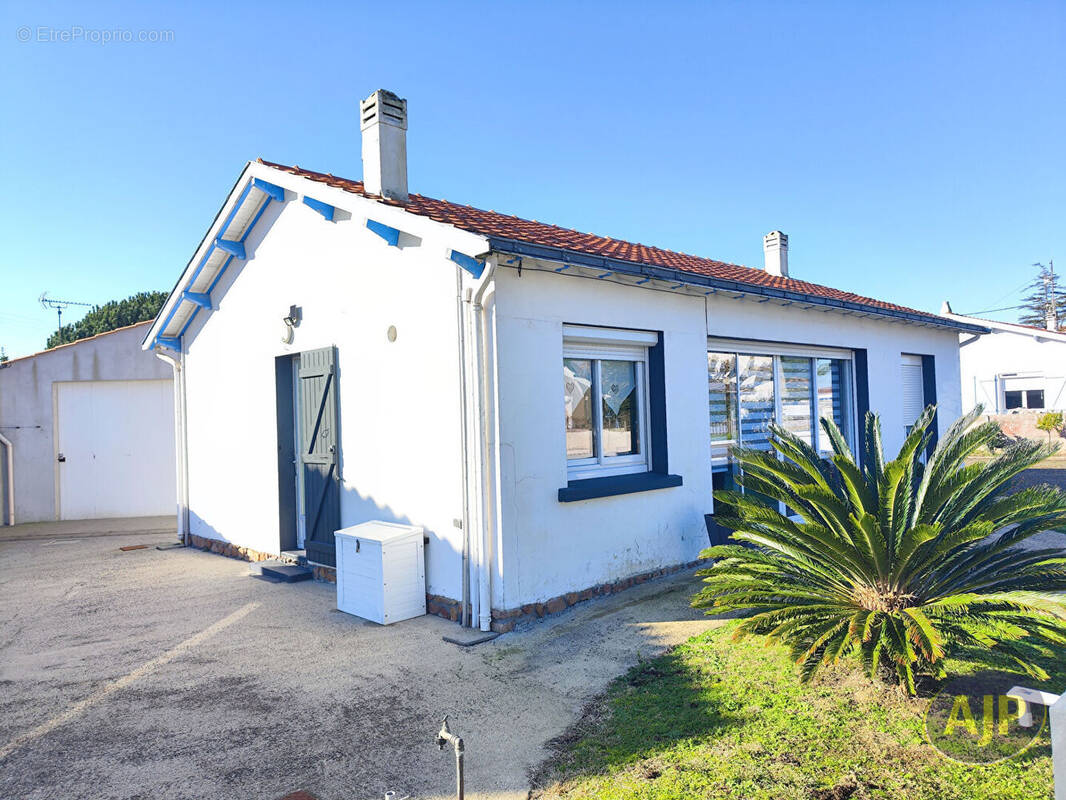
<box><xmin>155</xmin><ymin>172</ymin><xmax>291</xmax><ymax>348</ymax></box>
<box><xmin>449</xmin><ymin>250</ymin><xmax>484</xmax><ymax>279</ymax></box>
<box><xmin>252</xmin><ymin>178</ymin><xmax>286</xmax><ymax>202</ymax></box>
<box><xmin>303</xmin><ymin>196</ymin><xmax>336</xmax><ymax>221</ymax></box>
<box><xmin>366</xmin><ymin>218</ymin><xmax>400</xmax><ymax>246</ymax></box>
<box><xmin>182</xmin><ymin>291</ymin><xmax>212</xmax><ymax>310</ymax></box>
<box><xmin>215</xmin><ymin>238</ymin><xmax>246</xmax><ymax>259</ymax></box>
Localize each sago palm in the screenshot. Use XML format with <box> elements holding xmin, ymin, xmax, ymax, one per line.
<box><xmin>693</xmin><ymin>405</ymin><xmax>1066</xmax><ymax>694</ymax></box>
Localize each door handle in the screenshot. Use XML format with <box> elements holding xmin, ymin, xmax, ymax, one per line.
<box><xmin>57</xmin><ymin>453</ymin><xmax>66</xmax><ymax>463</ymax></box>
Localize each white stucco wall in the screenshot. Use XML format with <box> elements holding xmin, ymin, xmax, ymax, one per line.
<box><xmin>491</xmin><ymin>268</ymin><xmax>714</xmax><ymax>610</ymax></box>
<box><xmin>181</xmin><ymin>195</ymin><xmax>467</xmax><ymax>600</ymax></box>
<box><xmin>706</xmin><ymin>296</ymin><xmax>963</xmax><ymax>458</ymax></box>
<box><xmin>0</xmin><ymin>322</ymin><xmax>173</xmax><ymax>523</ymax></box>
<box><xmin>956</xmin><ymin>328</ymin><xmax>1066</xmax><ymax>413</ymax></box>
<box><xmin>490</xmin><ymin>268</ymin><xmax>964</xmax><ymax>609</ymax></box>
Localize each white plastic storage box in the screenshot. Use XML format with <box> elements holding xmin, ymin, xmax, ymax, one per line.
<box><xmin>334</xmin><ymin>521</ymin><xmax>426</xmax><ymax>625</ymax></box>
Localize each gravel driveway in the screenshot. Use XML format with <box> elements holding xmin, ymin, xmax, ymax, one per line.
<box><xmin>0</xmin><ymin>527</ymin><xmax>717</xmax><ymax>800</ymax></box>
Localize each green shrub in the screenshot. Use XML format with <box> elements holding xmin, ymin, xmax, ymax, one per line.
<box><xmin>694</xmin><ymin>406</ymin><xmax>1066</xmax><ymax>694</ymax></box>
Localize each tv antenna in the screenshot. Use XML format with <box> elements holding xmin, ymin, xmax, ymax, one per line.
<box><xmin>39</xmin><ymin>293</ymin><xmax>94</xmax><ymax>345</ymax></box>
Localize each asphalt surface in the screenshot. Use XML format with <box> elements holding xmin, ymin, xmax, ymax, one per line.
<box><xmin>0</xmin><ymin>528</ymin><xmax>717</xmax><ymax>800</ymax></box>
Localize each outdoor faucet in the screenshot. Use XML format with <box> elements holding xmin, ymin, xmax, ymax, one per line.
<box><xmin>436</xmin><ymin>716</ymin><xmax>465</xmax><ymax>800</ymax></box>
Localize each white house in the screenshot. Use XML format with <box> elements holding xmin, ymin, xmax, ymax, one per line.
<box><xmin>143</xmin><ymin>89</ymin><xmax>984</xmax><ymax>632</ymax></box>
<box><xmin>941</xmin><ymin>302</ymin><xmax>1066</xmax><ymax>415</ymax></box>
<box><xmin>0</xmin><ymin>321</ymin><xmax>176</xmax><ymax>524</ymax></box>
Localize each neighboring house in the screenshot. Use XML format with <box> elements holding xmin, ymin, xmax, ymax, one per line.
<box><xmin>941</xmin><ymin>302</ymin><xmax>1066</xmax><ymax>415</ymax></box>
<box><xmin>143</xmin><ymin>89</ymin><xmax>984</xmax><ymax>632</ymax></box>
<box><xmin>0</xmin><ymin>321</ymin><xmax>176</xmax><ymax>524</ymax></box>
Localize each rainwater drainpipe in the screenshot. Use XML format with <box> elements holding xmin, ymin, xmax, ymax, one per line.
<box><xmin>155</xmin><ymin>347</ymin><xmax>190</xmax><ymax>544</ymax></box>
<box><xmin>454</xmin><ymin>266</ymin><xmax>472</xmax><ymax>628</ymax></box>
<box><xmin>0</xmin><ymin>431</ymin><xmax>13</xmax><ymax>526</ymax></box>
<box><xmin>468</xmin><ymin>254</ymin><xmax>498</xmax><ymax>632</ymax></box>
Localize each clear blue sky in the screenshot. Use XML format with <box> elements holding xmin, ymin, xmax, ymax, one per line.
<box><xmin>1</xmin><ymin>1</ymin><xmax>1063</xmax><ymax>358</ymax></box>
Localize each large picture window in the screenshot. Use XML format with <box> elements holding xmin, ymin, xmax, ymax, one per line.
<box><xmin>564</xmin><ymin>325</ymin><xmax>654</xmax><ymax>479</ymax></box>
<box><xmin>708</xmin><ymin>340</ymin><xmax>856</xmax><ymax>494</ymax></box>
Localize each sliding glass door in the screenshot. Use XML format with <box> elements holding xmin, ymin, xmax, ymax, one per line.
<box><xmin>708</xmin><ymin>342</ymin><xmax>856</xmax><ymax>497</ymax></box>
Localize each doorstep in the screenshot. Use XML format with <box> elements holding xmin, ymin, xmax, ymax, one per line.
<box><xmin>249</xmin><ymin>560</ymin><xmax>313</xmax><ymax>582</ymax></box>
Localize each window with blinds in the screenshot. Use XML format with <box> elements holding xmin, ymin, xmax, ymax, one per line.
<box><xmin>708</xmin><ymin>341</ymin><xmax>856</xmax><ymax>497</ymax></box>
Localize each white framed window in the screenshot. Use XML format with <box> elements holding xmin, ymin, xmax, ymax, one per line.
<box><xmin>563</xmin><ymin>325</ymin><xmax>655</xmax><ymax>480</ymax></box>
<box><xmin>1000</xmin><ymin>374</ymin><xmax>1049</xmax><ymax>411</ymax></box>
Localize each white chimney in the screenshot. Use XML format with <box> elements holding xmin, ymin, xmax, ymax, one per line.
<box><xmin>763</xmin><ymin>231</ymin><xmax>789</xmax><ymax>277</ymax></box>
<box><xmin>360</xmin><ymin>89</ymin><xmax>408</xmax><ymax>202</ymax></box>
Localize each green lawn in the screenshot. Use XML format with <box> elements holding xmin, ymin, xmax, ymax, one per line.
<box><xmin>532</xmin><ymin>624</ymin><xmax>1060</xmax><ymax>800</ymax></box>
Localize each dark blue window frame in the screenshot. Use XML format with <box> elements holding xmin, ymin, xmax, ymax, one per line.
<box><xmin>558</xmin><ymin>332</ymin><xmax>682</xmax><ymax>502</ymax></box>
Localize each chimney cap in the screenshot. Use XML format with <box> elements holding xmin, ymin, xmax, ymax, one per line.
<box><xmin>763</xmin><ymin>231</ymin><xmax>789</xmax><ymax>277</ymax></box>
<box><xmin>360</xmin><ymin>89</ymin><xmax>407</xmax><ymax>132</ymax></box>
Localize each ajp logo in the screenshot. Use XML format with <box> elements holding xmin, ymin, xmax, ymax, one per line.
<box><xmin>925</xmin><ymin>671</ymin><xmax>1048</xmax><ymax>764</ymax></box>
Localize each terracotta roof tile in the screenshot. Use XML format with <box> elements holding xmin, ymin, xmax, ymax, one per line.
<box><xmin>258</xmin><ymin>159</ymin><xmax>942</xmax><ymax>321</ymax></box>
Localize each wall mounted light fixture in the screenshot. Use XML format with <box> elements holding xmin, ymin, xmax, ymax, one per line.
<box><xmin>282</xmin><ymin>304</ymin><xmax>302</xmax><ymax>344</ymax></box>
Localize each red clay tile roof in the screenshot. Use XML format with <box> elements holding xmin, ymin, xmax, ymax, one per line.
<box><xmin>259</xmin><ymin>159</ymin><xmax>943</xmax><ymax>321</ymax></box>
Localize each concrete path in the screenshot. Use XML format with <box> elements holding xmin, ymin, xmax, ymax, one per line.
<box><xmin>0</xmin><ymin>515</ymin><xmax>175</xmax><ymax>542</ymax></box>
<box><xmin>0</xmin><ymin>528</ymin><xmax>719</xmax><ymax>800</ymax></box>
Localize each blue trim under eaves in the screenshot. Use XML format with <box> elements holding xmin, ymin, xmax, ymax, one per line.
<box><xmin>154</xmin><ymin>172</ymin><xmax>292</xmax><ymax>350</ymax></box>
<box><xmin>449</xmin><ymin>250</ymin><xmax>484</xmax><ymax>279</ymax></box>
<box><xmin>366</xmin><ymin>218</ymin><xmax>401</xmax><ymax>246</ymax></box>
<box><xmin>303</xmin><ymin>196</ymin><xmax>336</xmax><ymax>221</ymax></box>
<box><xmin>182</xmin><ymin>291</ymin><xmax>212</xmax><ymax>310</ymax></box>
<box><xmin>252</xmin><ymin>178</ymin><xmax>286</xmax><ymax>202</ymax></box>
<box><xmin>215</xmin><ymin>238</ymin><xmax>246</xmax><ymax>259</ymax></box>
<box><xmin>484</xmin><ymin>237</ymin><xmax>989</xmax><ymax>334</ymax></box>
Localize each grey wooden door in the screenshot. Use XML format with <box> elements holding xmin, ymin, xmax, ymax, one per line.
<box><xmin>299</xmin><ymin>346</ymin><xmax>341</xmax><ymax>567</ymax></box>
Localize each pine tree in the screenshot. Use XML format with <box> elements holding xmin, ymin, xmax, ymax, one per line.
<box><xmin>1018</xmin><ymin>262</ymin><xmax>1064</xmax><ymax>329</ymax></box>
<box><xmin>45</xmin><ymin>291</ymin><xmax>168</xmax><ymax>349</ymax></box>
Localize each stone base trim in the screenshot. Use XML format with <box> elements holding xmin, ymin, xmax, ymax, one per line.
<box><xmin>312</xmin><ymin>565</ymin><xmax>336</xmax><ymax>583</ymax></box>
<box><xmin>488</xmin><ymin>559</ymin><xmax>706</xmax><ymax>633</ymax></box>
<box><xmin>189</xmin><ymin>534</ymin><xmax>700</xmax><ymax>634</ymax></box>
<box><xmin>426</xmin><ymin>593</ymin><xmax>462</xmax><ymax>622</ymax></box>
<box><xmin>189</xmin><ymin>533</ymin><xmax>277</xmax><ymax>563</ymax></box>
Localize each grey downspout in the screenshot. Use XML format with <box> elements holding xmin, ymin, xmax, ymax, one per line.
<box><xmin>0</xmin><ymin>431</ymin><xmax>13</xmax><ymax>526</ymax></box>
<box><xmin>179</xmin><ymin>348</ymin><xmax>190</xmax><ymax>543</ymax></box>
<box><xmin>471</xmin><ymin>256</ymin><xmax>499</xmax><ymax>632</ymax></box>
<box><xmin>455</xmin><ymin>266</ymin><xmax>472</xmax><ymax>628</ymax></box>
<box><xmin>155</xmin><ymin>347</ymin><xmax>190</xmax><ymax>545</ymax></box>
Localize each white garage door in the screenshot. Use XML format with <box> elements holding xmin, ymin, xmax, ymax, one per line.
<box><xmin>56</xmin><ymin>380</ymin><xmax>175</xmax><ymax>520</ymax></box>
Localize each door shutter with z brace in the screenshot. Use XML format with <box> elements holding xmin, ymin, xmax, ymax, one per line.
<box><xmin>299</xmin><ymin>346</ymin><xmax>341</xmax><ymax>567</ymax></box>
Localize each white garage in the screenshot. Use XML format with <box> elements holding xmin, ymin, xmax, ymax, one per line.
<box><xmin>55</xmin><ymin>380</ymin><xmax>175</xmax><ymax>519</ymax></box>
<box><xmin>0</xmin><ymin>321</ymin><xmax>176</xmax><ymax>524</ymax></box>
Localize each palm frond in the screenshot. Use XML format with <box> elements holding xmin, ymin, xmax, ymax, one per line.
<box><xmin>696</xmin><ymin>402</ymin><xmax>1066</xmax><ymax>694</ymax></box>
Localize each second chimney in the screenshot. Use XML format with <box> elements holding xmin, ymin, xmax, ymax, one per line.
<box><xmin>360</xmin><ymin>89</ymin><xmax>408</xmax><ymax>202</ymax></box>
<box><xmin>763</xmin><ymin>231</ymin><xmax>789</xmax><ymax>277</ymax></box>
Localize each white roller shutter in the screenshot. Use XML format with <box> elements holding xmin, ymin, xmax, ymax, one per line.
<box><xmin>901</xmin><ymin>354</ymin><xmax>925</xmax><ymax>431</ymax></box>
